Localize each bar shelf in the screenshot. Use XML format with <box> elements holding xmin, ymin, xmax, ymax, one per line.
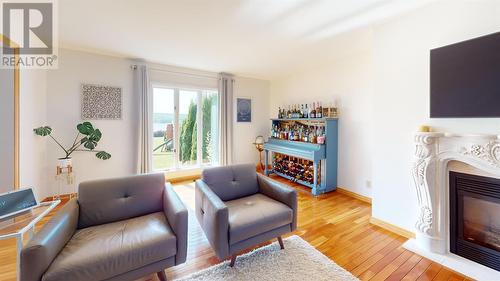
<box><xmin>263</xmin><ymin>118</ymin><xmax>338</xmax><ymax>195</ymax></box>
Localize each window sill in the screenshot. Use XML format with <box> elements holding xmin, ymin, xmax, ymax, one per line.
<box><xmin>161</xmin><ymin>163</ymin><xmax>220</xmax><ymax>183</ymax></box>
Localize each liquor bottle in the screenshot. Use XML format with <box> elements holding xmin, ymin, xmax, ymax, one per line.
<box><xmin>317</xmin><ymin>126</ymin><xmax>325</xmax><ymax>144</ymax></box>
<box><xmin>316</xmin><ymin>102</ymin><xmax>322</xmax><ymax>118</ymax></box>
<box><xmin>304</xmin><ymin>104</ymin><xmax>309</xmax><ymax>118</ymax></box>
<box><xmin>303</xmin><ymin>127</ymin><xmax>309</xmax><ymax>142</ymax></box>
<box><xmin>310</xmin><ymin>127</ymin><xmax>317</xmax><ymax>143</ymax></box>
<box><xmin>287</xmin><ymin>106</ymin><xmax>291</xmax><ymax>119</ymax></box>
<box><xmin>310</xmin><ymin>102</ymin><xmax>316</xmax><ymax>118</ymax></box>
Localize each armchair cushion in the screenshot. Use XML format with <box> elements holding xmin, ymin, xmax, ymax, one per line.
<box><xmin>257</xmin><ymin>174</ymin><xmax>298</xmax><ymax>231</ymax></box>
<box><xmin>225</xmin><ymin>194</ymin><xmax>293</xmax><ymax>245</ymax></box>
<box><xmin>78</xmin><ymin>173</ymin><xmax>165</xmax><ymax>228</ymax></box>
<box><xmin>201</xmin><ymin>164</ymin><xmax>259</xmax><ymax>201</ymax></box>
<box><xmin>42</xmin><ymin>212</ymin><xmax>176</xmax><ymax>281</ymax></box>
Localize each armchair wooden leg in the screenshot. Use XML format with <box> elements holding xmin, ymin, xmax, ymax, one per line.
<box><xmin>278</xmin><ymin>236</ymin><xmax>284</xmax><ymax>250</ymax></box>
<box><xmin>157</xmin><ymin>270</ymin><xmax>168</xmax><ymax>281</ymax></box>
<box><xmin>229</xmin><ymin>255</ymin><xmax>237</xmax><ymax>267</ymax></box>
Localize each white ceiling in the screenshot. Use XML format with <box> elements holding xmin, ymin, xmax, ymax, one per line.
<box><xmin>59</xmin><ymin>0</ymin><xmax>434</xmax><ymax>79</ymax></box>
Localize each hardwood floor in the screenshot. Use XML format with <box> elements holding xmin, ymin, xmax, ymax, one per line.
<box><xmin>0</xmin><ymin>175</ymin><xmax>470</xmax><ymax>281</ymax></box>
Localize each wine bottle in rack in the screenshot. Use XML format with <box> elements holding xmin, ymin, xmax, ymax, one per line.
<box><xmin>273</xmin><ymin>153</ymin><xmax>320</xmax><ymax>185</ymax></box>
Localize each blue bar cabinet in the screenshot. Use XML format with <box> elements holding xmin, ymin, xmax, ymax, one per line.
<box><xmin>263</xmin><ymin>118</ymin><xmax>338</xmax><ymax>195</ymax></box>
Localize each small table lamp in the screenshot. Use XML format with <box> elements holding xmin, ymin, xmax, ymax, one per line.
<box><xmin>253</xmin><ymin>136</ymin><xmax>265</xmax><ymax>170</ymax></box>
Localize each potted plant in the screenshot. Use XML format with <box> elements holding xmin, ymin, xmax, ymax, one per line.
<box><xmin>34</xmin><ymin>121</ymin><xmax>111</xmax><ymax>168</ymax></box>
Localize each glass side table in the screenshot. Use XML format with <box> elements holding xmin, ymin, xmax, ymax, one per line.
<box><xmin>0</xmin><ymin>200</ymin><xmax>60</xmax><ymax>281</ymax></box>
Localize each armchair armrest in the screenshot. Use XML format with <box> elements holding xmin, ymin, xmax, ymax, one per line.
<box><xmin>163</xmin><ymin>183</ymin><xmax>188</xmax><ymax>265</ymax></box>
<box><xmin>195</xmin><ymin>179</ymin><xmax>229</xmax><ymax>259</ymax></box>
<box><xmin>21</xmin><ymin>199</ymin><xmax>79</xmax><ymax>281</ymax></box>
<box><xmin>257</xmin><ymin>174</ymin><xmax>298</xmax><ymax>230</ymax></box>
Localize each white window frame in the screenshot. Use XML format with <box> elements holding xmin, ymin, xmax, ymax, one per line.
<box><xmin>151</xmin><ymin>82</ymin><xmax>218</xmax><ymax>171</ymax></box>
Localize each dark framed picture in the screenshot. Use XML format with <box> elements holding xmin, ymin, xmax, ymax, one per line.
<box><xmin>236</xmin><ymin>98</ymin><xmax>252</xmax><ymax>122</ymax></box>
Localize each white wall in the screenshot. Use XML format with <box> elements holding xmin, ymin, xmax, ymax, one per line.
<box><xmin>270</xmin><ymin>51</ymin><xmax>374</xmax><ymax>197</ymax></box>
<box><xmin>370</xmin><ymin>0</ymin><xmax>500</xmax><ymax>231</ymax></box>
<box><xmin>19</xmin><ymin>70</ymin><xmax>49</xmax><ymax>200</ymax></box>
<box><xmin>269</xmin><ymin>0</ymin><xmax>500</xmax><ymax>232</ymax></box>
<box><xmin>45</xmin><ymin>49</ymin><xmax>137</xmax><ymax>196</ymax></box>
<box><xmin>233</xmin><ymin>76</ymin><xmax>270</xmax><ymax>165</ymax></box>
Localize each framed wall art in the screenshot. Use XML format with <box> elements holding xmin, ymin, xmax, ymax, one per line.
<box><xmin>81</xmin><ymin>84</ymin><xmax>122</xmax><ymax>119</ymax></box>
<box><xmin>236</xmin><ymin>98</ymin><xmax>251</xmax><ymax>122</ymax></box>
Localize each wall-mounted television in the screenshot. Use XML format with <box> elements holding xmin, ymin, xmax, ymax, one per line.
<box><xmin>430</xmin><ymin>31</ymin><xmax>500</xmax><ymax>118</ymax></box>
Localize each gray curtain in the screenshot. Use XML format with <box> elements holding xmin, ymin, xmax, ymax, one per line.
<box><xmin>135</xmin><ymin>65</ymin><xmax>152</xmax><ymax>173</ymax></box>
<box><xmin>218</xmin><ymin>73</ymin><xmax>234</xmax><ymax>166</ymax></box>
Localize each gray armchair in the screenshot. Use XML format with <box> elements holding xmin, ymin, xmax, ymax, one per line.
<box><xmin>20</xmin><ymin>173</ymin><xmax>188</xmax><ymax>281</ymax></box>
<box><xmin>195</xmin><ymin>164</ymin><xmax>297</xmax><ymax>266</ymax></box>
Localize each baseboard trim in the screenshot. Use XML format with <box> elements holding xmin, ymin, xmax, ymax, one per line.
<box><xmin>336</xmin><ymin>187</ymin><xmax>372</xmax><ymax>204</ymax></box>
<box><xmin>370</xmin><ymin>217</ymin><xmax>415</xmax><ymax>239</ymax></box>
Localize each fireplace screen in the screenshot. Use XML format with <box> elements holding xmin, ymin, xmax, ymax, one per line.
<box><xmin>462</xmin><ymin>195</ymin><xmax>500</xmax><ymax>252</ymax></box>
<box><xmin>450</xmin><ymin>171</ymin><xmax>500</xmax><ymax>271</ymax></box>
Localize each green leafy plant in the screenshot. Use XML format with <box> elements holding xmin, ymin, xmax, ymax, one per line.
<box><xmin>34</xmin><ymin>121</ymin><xmax>111</xmax><ymax>160</ymax></box>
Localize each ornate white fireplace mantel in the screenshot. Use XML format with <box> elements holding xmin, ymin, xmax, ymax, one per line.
<box><xmin>404</xmin><ymin>132</ymin><xmax>500</xmax><ymax>279</ymax></box>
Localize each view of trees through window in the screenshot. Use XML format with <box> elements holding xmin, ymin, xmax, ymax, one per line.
<box><xmin>152</xmin><ymin>87</ymin><xmax>218</xmax><ymax>171</ymax></box>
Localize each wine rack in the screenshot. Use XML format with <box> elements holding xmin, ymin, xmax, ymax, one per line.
<box><xmin>263</xmin><ymin>117</ymin><xmax>338</xmax><ymax>195</ymax></box>
<box><xmin>273</xmin><ymin>153</ymin><xmax>320</xmax><ymax>185</ymax></box>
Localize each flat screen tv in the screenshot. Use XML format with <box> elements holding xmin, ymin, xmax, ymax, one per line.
<box><xmin>430</xmin><ymin>31</ymin><xmax>500</xmax><ymax>118</ymax></box>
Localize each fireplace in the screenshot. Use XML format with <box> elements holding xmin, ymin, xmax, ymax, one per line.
<box><xmin>405</xmin><ymin>132</ymin><xmax>500</xmax><ymax>279</ymax></box>
<box><xmin>449</xmin><ymin>171</ymin><xmax>500</xmax><ymax>271</ymax></box>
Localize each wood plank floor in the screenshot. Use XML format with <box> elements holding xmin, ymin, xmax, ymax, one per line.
<box><xmin>0</xmin><ymin>174</ymin><xmax>470</xmax><ymax>281</ymax></box>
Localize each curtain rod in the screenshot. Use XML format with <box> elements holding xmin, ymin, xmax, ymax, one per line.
<box><xmin>131</xmin><ymin>64</ymin><xmax>219</xmax><ymax>80</ymax></box>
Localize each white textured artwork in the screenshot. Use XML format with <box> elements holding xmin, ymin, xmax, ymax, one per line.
<box><xmin>81</xmin><ymin>84</ymin><xmax>122</xmax><ymax>119</ymax></box>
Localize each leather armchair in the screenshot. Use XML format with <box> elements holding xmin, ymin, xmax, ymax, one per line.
<box><xmin>195</xmin><ymin>164</ymin><xmax>297</xmax><ymax>266</ymax></box>
<box><xmin>20</xmin><ymin>173</ymin><xmax>188</xmax><ymax>281</ymax></box>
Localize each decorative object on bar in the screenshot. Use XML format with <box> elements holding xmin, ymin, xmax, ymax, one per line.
<box><xmin>277</xmin><ymin>101</ymin><xmax>338</xmax><ymax>119</ymax></box>
<box><xmin>253</xmin><ymin>135</ymin><xmax>265</xmax><ymax>170</ymax></box>
<box><xmin>34</xmin><ymin>122</ymin><xmax>111</xmax><ymax>199</ymax></box>
<box><xmin>264</xmin><ymin>117</ymin><xmax>338</xmax><ymax>195</ymax></box>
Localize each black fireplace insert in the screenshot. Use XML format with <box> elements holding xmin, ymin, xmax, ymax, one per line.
<box><xmin>450</xmin><ymin>171</ymin><xmax>500</xmax><ymax>271</ymax></box>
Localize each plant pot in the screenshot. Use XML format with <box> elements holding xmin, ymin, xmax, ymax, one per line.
<box><xmin>57</xmin><ymin>157</ymin><xmax>72</xmax><ymax>169</ymax></box>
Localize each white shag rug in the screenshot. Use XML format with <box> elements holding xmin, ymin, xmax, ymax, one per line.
<box><xmin>176</xmin><ymin>235</ymin><xmax>359</xmax><ymax>281</ymax></box>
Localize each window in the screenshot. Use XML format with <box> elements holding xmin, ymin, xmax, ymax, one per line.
<box><xmin>152</xmin><ymin>86</ymin><xmax>219</xmax><ymax>171</ymax></box>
